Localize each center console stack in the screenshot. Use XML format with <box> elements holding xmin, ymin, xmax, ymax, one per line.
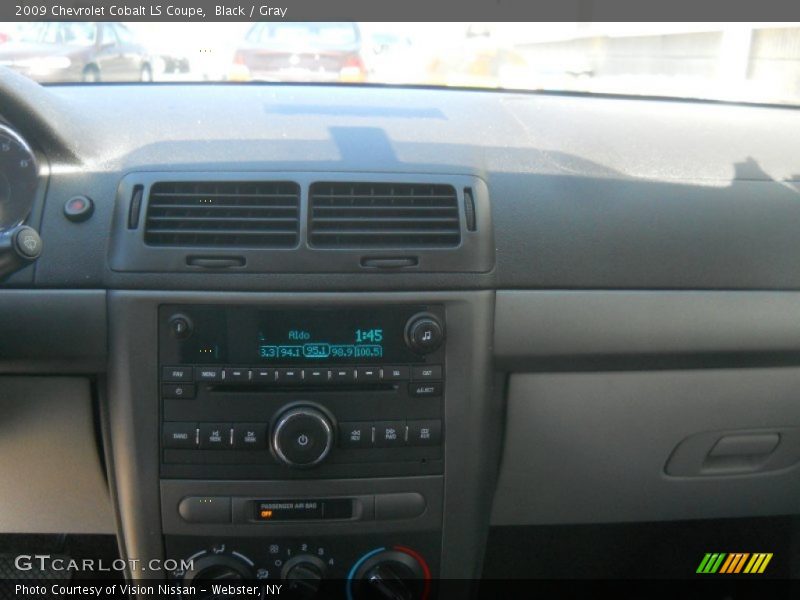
<box><xmin>155</xmin><ymin>302</ymin><xmax>452</xmax><ymax>593</ymax></box>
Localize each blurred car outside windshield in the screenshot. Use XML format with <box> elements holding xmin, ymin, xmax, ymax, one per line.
<box><xmin>0</xmin><ymin>21</ymin><xmax>153</xmax><ymax>82</ymax></box>
<box><xmin>229</xmin><ymin>22</ymin><xmax>366</xmax><ymax>82</ymax></box>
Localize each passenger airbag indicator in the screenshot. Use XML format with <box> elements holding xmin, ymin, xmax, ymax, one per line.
<box><xmin>254</xmin><ymin>499</ymin><xmax>352</xmax><ymax>521</ymax></box>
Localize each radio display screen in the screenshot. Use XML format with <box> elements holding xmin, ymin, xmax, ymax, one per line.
<box><xmin>159</xmin><ymin>305</ymin><xmax>436</xmax><ymax>365</ymax></box>
<box><xmin>256</xmin><ymin>310</ymin><xmax>389</xmax><ymax>362</ymax></box>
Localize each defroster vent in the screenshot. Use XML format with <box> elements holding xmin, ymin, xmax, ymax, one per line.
<box><xmin>144</xmin><ymin>181</ymin><xmax>300</xmax><ymax>247</ymax></box>
<box><xmin>309</xmin><ymin>182</ymin><xmax>461</xmax><ymax>248</ymax></box>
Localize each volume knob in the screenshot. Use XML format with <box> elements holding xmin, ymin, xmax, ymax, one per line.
<box><xmin>271</xmin><ymin>405</ymin><xmax>334</xmax><ymax>468</ymax></box>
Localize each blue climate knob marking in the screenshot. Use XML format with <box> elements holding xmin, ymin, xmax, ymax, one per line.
<box><xmin>346</xmin><ymin>547</ymin><xmax>386</xmax><ymax>600</ymax></box>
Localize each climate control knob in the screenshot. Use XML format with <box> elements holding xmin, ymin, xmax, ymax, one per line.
<box><xmin>281</xmin><ymin>554</ymin><xmax>327</xmax><ymax>598</ymax></box>
<box><xmin>183</xmin><ymin>554</ymin><xmax>254</xmax><ymax>585</ymax></box>
<box><xmin>404</xmin><ymin>314</ymin><xmax>444</xmax><ymax>354</ymax></box>
<box><xmin>271</xmin><ymin>404</ymin><xmax>335</xmax><ymax>468</ymax></box>
<box><xmin>348</xmin><ymin>547</ymin><xmax>430</xmax><ymax>600</ymax></box>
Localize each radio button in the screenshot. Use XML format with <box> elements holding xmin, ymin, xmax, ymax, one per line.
<box><xmin>178</xmin><ymin>496</ymin><xmax>231</xmax><ymax>524</ymax></box>
<box><xmin>356</xmin><ymin>367</ymin><xmax>380</xmax><ymax>382</ymax></box>
<box><xmin>406</xmin><ymin>314</ymin><xmax>444</xmax><ymax>354</ymax></box>
<box><xmin>163</xmin><ymin>422</ymin><xmax>198</xmax><ymax>449</ymax></box>
<box><xmin>232</xmin><ymin>423</ymin><xmax>267</xmax><ymax>450</ymax></box>
<box><xmin>162</xmin><ymin>366</ymin><xmax>193</xmax><ymax>382</ymax></box>
<box><xmin>199</xmin><ymin>423</ymin><xmax>231</xmax><ymax>449</ymax></box>
<box><xmin>382</xmin><ymin>366</ymin><xmax>410</xmax><ymax>381</ymax></box>
<box><xmin>306</xmin><ymin>368</ymin><xmax>330</xmax><ymax>383</ymax></box>
<box><xmin>412</xmin><ymin>365</ymin><xmax>442</xmax><ymax>381</ymax></box>
<box><xmin>277</xmin><ymin>368</ymin><xmax>303</xmax><ymax>383</ymax></box>
<box><xmin>162</xmin><ymin>383</ymin><xmax>196</xmax><ymax>399</ymax></box>
<box><xmin>252</xmin><ymin>368</ymin><xmax>277</xmax><ymax>383</ymax></box>
<box><xmin>407</xmin><ymin>420</ymin><xmax>442</xmax><ymax>446</ymax></box>
<box><xmin>409</xmin><ymin>382</ymin><xmax>443</xmax><ymax>398</ymax></box>
<box><xmin>195</xmin><ymin>366</ymin><xmax>223</xmax><ymax>382</ymax></box>
<box><xmin>375</xmin><ymin>421</ymin><xmax>407</xmax><ymax>447</ymax></box>
<box><xmin>168</xmin><ymin>314</ymin><xmax>193</xmax><ymax>340</ymax></box>
<box><xmin>339</xmin><ymin>422</ymin><xmax>373</xmax><ymax>448</ymax></box>
<box><xmin>224</xmin><ymin>367</ymin><xmax>251</xmax><ymax>382</ymax></box>
<box><xmin>375</xmin><ymin>493</ymin><xmax>427</xmax><ymax>520</ymax></box>
<box><xmin>330</xmin><ymin>368</ymin><xmax>356</xmax><ymax>383</ymax></box>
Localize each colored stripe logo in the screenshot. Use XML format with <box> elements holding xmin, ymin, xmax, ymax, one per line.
<box><xmin>696</xmin><ymin>552</ymin><xmax>772</xmax><ymax>574</ymax></box>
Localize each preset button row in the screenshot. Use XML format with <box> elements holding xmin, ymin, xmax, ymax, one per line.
<box><xmin>162</xmin><ymin>364</ymin><xmax>442</xmax><ymax>384</ymax></box>
<box><xmin>163</xmin><ymin>420</ymin><xmax>443</xmax><ymax>450</ymax></box>
<box><xmin>163</xmin><ymin>422</ymin><xmax>266</xmax><ymax>450</ymax></box>
<box><xmin>339</xmin><ymin>420</ymin><xmax>442</xmax><ymax>449</ymax></box>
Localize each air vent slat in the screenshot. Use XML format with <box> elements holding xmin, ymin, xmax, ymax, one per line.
<box><xmin>144</xmin><ymin>181</ymin><xmax>299</xmax><ymax>248</ymax></box>
<box><xmin>312</xmin><ymin>217</ymin><xmax>459</xmax><ymax>224</ymax></box>
<box><xmin>150</xmin><ymin>192</ymin><xmax>298</xmax><ymax>199</ymax></box>
<box><xmin>148</xmin><ymin>228</ymin><xmax>297</xmax><ymax>235</ymax></box>
<box><xmin>313</xmin><ymin>229</ymin><xmax>460</xmax><ymax>236</ymax></box>
<box><xmin>309</xmin><ymin>182</ymin><xmax>460</xmax><ymax>248</ymax></box>
<box><xmin>147</xmin><ymin>216</ymin><xmax>299</xmax><ymax>224</ymax></box>
<box><xmin>149</xmin><ymin>201</ymin><xmax>298</xmax><ymax>209</ymax></box>
<box><xmin>312</xmin><ymin>205</ymin><xmax>457</xmax><ymax>212</ymax></box>
<box><xmin>312</xmin><ymin>195</ymin><xmax>456</xmax><ymax>202</ymax></box>
<box><xmin>151</xmin><ymin>201</ymin><xmax>295</xmax><ymax>211</ymax></box>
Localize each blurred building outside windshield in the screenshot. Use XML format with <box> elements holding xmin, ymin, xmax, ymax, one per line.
<box><xmin>0</xmin><ymin>22</ymin><xmax>799</xmax><ymax>105</ymax></box>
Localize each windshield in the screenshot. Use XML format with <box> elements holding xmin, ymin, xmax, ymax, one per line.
<box><xmin>1</xmin><ymin>21</ymin><xmax>799</xmax><ymax>106</ymax></box>
<box><xmin>16</xmin><ymin>22</ymin><xmax>96</xmax><ymax>46</ymax></box>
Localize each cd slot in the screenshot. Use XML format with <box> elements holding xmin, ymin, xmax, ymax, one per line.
<box><xmin>206</xmin><ymin>383</ymin><xmax>399</xmax><ymax>393</ymax></box>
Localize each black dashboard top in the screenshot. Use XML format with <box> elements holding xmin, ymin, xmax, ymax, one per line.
<box><xmin>2</xmin><ymin>69</ymin><xmax>800</xmax><ymax>290</ymax></box>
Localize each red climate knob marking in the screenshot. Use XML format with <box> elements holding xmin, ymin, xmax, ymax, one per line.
<box><xmin>393</xmin><ymin>545</ymin><xmax>431</xmax><ymax>600</ymax></box>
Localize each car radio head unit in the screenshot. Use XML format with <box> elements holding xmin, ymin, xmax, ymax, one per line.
<box><xmin>158</xmin><ymin>304</ymin><xmax>445</xmax><ymax>480</ymax></box>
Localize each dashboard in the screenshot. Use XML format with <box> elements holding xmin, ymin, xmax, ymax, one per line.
<box><xmin>2</xmin><ymin>64</ymin><xmax>800</xmax><ymax>592</ymax></box>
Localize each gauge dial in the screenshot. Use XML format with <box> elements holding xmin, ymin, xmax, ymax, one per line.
<box><xmin>0</xmin><ymin>124</ymin><xmax>38</xmax><ymax>232</ymax></box>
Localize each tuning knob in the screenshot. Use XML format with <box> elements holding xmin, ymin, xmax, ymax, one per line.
<box><xmin>281</xmin><ymin>554</ymin><xmax>326</xmax><ymax>598</ymax></box>
<box><xmin>271</xmin><ymin>404</ymin><xmax>335</xmax><ymax>468</ymax></box>
<box><xmin>404</xmin><ymin>314</ymin><xmax>444</xmax><ymax>354</ymax></box>
<box><xmin>349</xmin><ymin>548</ymin><xmax>430</xmax><ymax>600</ymax></box>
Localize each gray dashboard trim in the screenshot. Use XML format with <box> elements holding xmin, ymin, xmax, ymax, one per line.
<box><xmin>493</xmin><ymin>368</ymin><xmax>800</xmax><ymax>525</ymax></box>
<box><xmin>0</xmin><ymin>376</ymin><xmax>114</xmax><ymax>533</ymax></box>
<box><xmin>0</xmin><ymin>289</ymin><xmax>106</xmax><ymax>373</ymax></box>
<box><xmin>495</xmin><ymin>290</ymin><xmax>800</xmax><ymax>365</ymax></box>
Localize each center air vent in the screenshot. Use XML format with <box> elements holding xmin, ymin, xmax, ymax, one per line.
<box><xmin>144</xmin><ymin>181</ymin><xmax>300</xmax><ymax>247</ymax></box>
<box><xmin>309</xmin><ymin>182</ymin><xmax>461</xmax><ymax>248</ymax></box>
